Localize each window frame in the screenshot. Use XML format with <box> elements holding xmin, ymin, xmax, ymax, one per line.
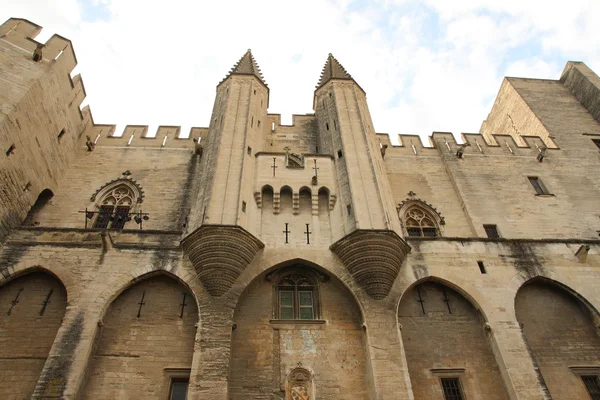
<box><xmin>483</xmin><ymin>224</ymin><xmax>500</xmax><ymax>239</ymax></box>
<box><xmin>271</xmin><ymin>268</ymin><xmax>324</xmax><ymax>322</ymax></box>
<box><xmin>527</xmin><ymin>176</ymin><xmax>551</xmax><ymax>195</ymax></box>
<box><xmin>399</xmin><ymin>203</ymin><xmax>442</xmax><ymax>238</ymax></box>
<box><xmin>581</xmin><ymin>375</ymin><xmax>600</xmax><ymax>400</ymax></box>
<box><xmin>439</xmin><ymin>377</ymin><xmax>466</xmax><ymax>400</ymax></box>
<box><xmin>90</xmin><ymin>181</ymin><xmax>141</xmax><ymax>230</ymax></box>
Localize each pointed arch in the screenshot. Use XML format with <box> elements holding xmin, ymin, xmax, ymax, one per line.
<box><xmin>398</xmin><ymin>278</ymin><xmax>508</xmax><ymax>399</ymax></box>
<box><xmin>23</xmin><ymin>189</ymin><xmax>54</xmax><ymax>226</ymax></box>
<box><xmin>83</xmin><ymin>272</ymin><xmax>199</xmax><ymax>399</ymax></box>
<box><xmin>515</xmin><ymin>277</ymin><xmax>600</xmax><ymax>399</ymax></box>
<box><xmin>397</xmin><ymin>198</ymin><xmax>444</xmax><ymax>237</ymax></box>
<box><xmin>228</xmin><ymin>259</ymin><xmax>369</xmax><ymax>399</ymax></box>
<box><xmin>89</xmin><ymin>178</ymin><xmax>145</xmax><ymax>229</ymax></box>
<box><xmin>0</xmin><ymin>270</ymin><xmax>67</xmax><ymax>399</ymax></box>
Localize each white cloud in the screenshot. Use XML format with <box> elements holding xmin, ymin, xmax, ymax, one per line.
<box><xmin>2</xmin><ymin>0</ymin><xmax>599</xmax><ymax>144</ymax></box>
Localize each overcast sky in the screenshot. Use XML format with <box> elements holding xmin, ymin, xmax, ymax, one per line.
<box><xmin>3</xmin><ymin>0</ymin><xmax>599</xmax><ymax>143</ymax></box>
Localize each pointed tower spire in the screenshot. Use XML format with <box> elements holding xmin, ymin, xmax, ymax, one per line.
<box><xmin>316</xmin><ymin>53</ymin><xmax>353</xmax><ymax>89</ymax></box>
<box><xmin>221</xmin><ymin>49</ymin><xmax>267</xmax><ymax>86</ymax></box>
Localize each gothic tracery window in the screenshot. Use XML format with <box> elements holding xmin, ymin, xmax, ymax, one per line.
<box><xmin>276</xmin><ymin>272</ymin><xmax>320</xmax><ymax>320</ymax></box>
<box><xmin>92</xmin><ymin>184</ymin><xmax>136</xmax><ymax>229</ymax></box>
<box><xmin>404</xmin><ymin>207</ymin><xmax>439</xmax><ymax>237</ymax></box>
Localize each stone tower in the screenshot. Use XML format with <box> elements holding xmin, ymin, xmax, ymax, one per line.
<box><xmin>315</xmin><ymin>54</ymin><xmax>409</xmax><ymax>299</ymax></box>
<box><xmin>182</xmin><ymin>50</ymin><xmax>265</xmax><ymax>297</ymax></box>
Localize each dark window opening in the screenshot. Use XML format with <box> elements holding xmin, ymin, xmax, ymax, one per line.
<box><xmin>110</xmin><ymin>206</ymin><xmax>130</xmax><ymax>230</ymax></box>
<box><xmin>477</xmin><ymin>261</ymin><xmax>487</xmax><ymax>274</ymax></box>
<box><xmin>247</xmin><ymin>146</ymin><xmax>252</xmax><ymax>155</ymax></box>
<box><xmin>528</xmin><ymin>176</ymin><xmax>550</xmax><ymax>195</ymax></box>
<box><xmin>329</xmin><ymin>92</ymin><xmax>332</xmax><ymax>98</ymax></box>
<box><xmin>346</xmin><ymin>204</ymin><xmax>352</xmax><ymax>216</ymax></box>
<box><xmin>23</xmin><ymin>189</ymin><xmax>54</xmax><ymax>226</ymax></box>
<box><xmin>422</xmin><ymin>227</ymin><xmax>438</xmax><ymax>237</ymax></box>
<box><xmin>57</xmin><ymin>129</ymin><xmax>66</xmax><ymax>141</ymax></box>
<box><xmin>251</xmin><ymin>117</ymin><xmax>254</xmax><ymax>127</ymax></box>
<box><xmin>242</xmin><ymin>201</ymin><xmax>246</xmax><ymax>212</ymax></box>
<box><xmin>484</xmin><ymin>224</ymin><xmax>500</xmax><ymax>239</ymax></box>
<box><xmin>6</xmin><ymin>144</ymin><xmax>16</xmax><ymax>157</ymax></box>
<box><xmin>441</xmin><ymin>378</ymin><xmax>464</xmax><ymax>400</ymax></box>
<box><xmin>592</xmin><ymin>139</ymin><xmax>600</xmax><ymax>150</ymax></box>
<box><xmin>257</xmin><ymin>120</ymin><xmax>261</xmax><ymax>127</ymax></box>
<box><xmin>93</xmin><ymin>205</ymin><xmax>113</xmax><ymax>229</ymax></box>
<box><xmin>169</xmin><ymin>379</ymin><xmax>189</xmax><ymax>400</ymax></box>
<box><xmin>407</xmin><ymin>227</ymin><xmax>422</xmax><ymax>237</ymax></box>
<box><xmin>253</xmin><ymin>89</ymin><xmax>256</xmax><ymax>95</ymax></box>
<box><xmin>337</xmin><ymin>150</ymin><xmax>343</xmax><ymax>158</ymax></box>
<box><xmin>326</xmin><ymin>123</ymin><xmax>330</xmax><ymax>131</ymax></box>
<box><xmin>582</xmin><ymin>376</ymin><xmax>600</xmax><ymax>400</ymax></box>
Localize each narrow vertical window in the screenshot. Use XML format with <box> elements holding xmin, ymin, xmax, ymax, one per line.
<box><xmin>251</xmin><ymin>117</ymin><xmax>254</xmax><ymax>127</ymax></box>
<box><xmin>278</xmin><ymin>290</ymin><xmax>294</xmax><ymax>319</ymax></box>
<box><xmin>483</xmin><ymin>224</ymin><xmax>500</xmax><ymax>239</ymax></box>
<box><xmin>440</xmin><ymin>378</ymin><xmax>464</xmax><ymax>400</ymax></box>
<box><xmin>93</xmin><ymin>205</ymin><xmax>113</xmax><ymax>229</ymax></box>
<box><xmin>337</xmin><ymin>150</ymin><xmax>343</xmax><ymax>158</ymax></box>
<box><xmin>477</xmin><ymin>261</ymin><xmax>487</xmax><ymax>274</ymax></box>
<box><xmin>241</xmin><ymin>201</ymin><xmax>246</xmax><ymax>212</ymax></box>
<box><xmin>528</xmin><ymin>176</ymin><xmax>549</xmax><ymax>195</ymax></box>
<box><xmin>6</xmin><ymin>144</ymin><xmax>16</xmax><ymax>157</ymax></box>
<box><xmin>169</xmin><ymin>379</ymin><xmax>189</xmax><ymax>400</ymax></box>
<box><xmin>247</xmin><ymin>146</ymin><xmax>252</xmax><ymax>155</ymax></box>
<box><xmin>582</xmin><ymin>376</ymin><xmax>600</xmax><ymax>400</ymax></box>
<box><xmin>57</xmin><ymin>129</ymin><xmax>66</xmax><ymax>141</ymax></box>
<box><xmin>326</xmin><ymin>123</ymin><xmax>330</xmax><ymax>131</ymax></box>
<box><xmin>257</xmin><ymin>120</ymin><xmax>261</xmax><ymax>127</ymax></box>
<box><xmin>346</xmin><ymin>204</ymin><xmax>352</xmax><ymax>216</ymax></box>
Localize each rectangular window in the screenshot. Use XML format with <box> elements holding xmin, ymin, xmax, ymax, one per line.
<box><xmin>298</xmin><ymin>291</ymin><xmax>314</xmax><ymax>320</ymax></box>
<box><xmin>477</xmin><ymin>261</ymin><xmax>487</xmax><ymax>274</ymax></box>
<box><xmin>592</xmin><ymin>139</ymin><xmax>600</xmax><ymax>150</ymax></box>
<box><xmin>326</xmin><ymin>123</ymin><xmax>330</xmax><ymax>131</ymax></box>
<box><xmin>93</xmin><ymin>205</ymin><xmax>113</xmax><ymax>229</ymax></box>
<box><xmin>582</xmin><ymin>375</ymin><xmax>600</xmax><ymax>400</ymax></box>
<box><xmin>279</xmin><ymin>290</ymin><xmax>294</xmax><ymax>319</ymax></box>
<box><xmin>337</xmin><ymin>150</ymin><xmax>343</xmax><ymax>158</ymax></box>
<box><xmin>247</xmin><ymin>146</ymin><xmax>252</xmax><ymax>155</ymax></box>
<box><xmin>241</xmin><ymin>201</ymin><xmax>246</xmax><ymax>212</ymax></box>
<box><xmin>484</xmin><ymin>224</ymin><xmax>500</xmax><ymax>239</ymax></box>
<box><xmin>169</xmin><ymin>379</ymin><xmax>189</xmax><ymax>400</ymax></box>
<box><xmin>528</xmin><ymin>176</ymin><xmax>549</xmax><ymax>195</ymax></box>
<box><xmin>346</xmin><ymin>204</ymin><xmax>352</xmax><ymax>216</ymax></box>
<box><xmin>441</xmin><ymin>378</ymin><xmax>464</xmax><ymax>400</ymax></box>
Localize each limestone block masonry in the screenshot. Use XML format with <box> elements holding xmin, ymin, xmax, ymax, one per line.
<box><xmin>1</xmin><ymin>16</ymin><xmax>600</xmax><ymax>400</ymax></box>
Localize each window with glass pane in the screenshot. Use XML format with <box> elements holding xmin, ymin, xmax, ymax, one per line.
<box><xmin>279</xmin><ymin>290</ymin><xmax>294</xmax><ymax>319</ymax></box>
<box><xmin>276</xmin><ymin>272</ymin><xmax>318</xmax><ymax>320</ymax></box>
<box><xmin>299</xmin><ymin>291</ymin><xmax>314</xmax><ymax>319</ymax></box>
<box><xmin>582</xmin><ymin>375</ymin><xmax>600</xmax><ymax>400</ymax></box>
<box><xmin>170</xmin><ymin>380</ymin><xmax>189</xmax><ymax>400</ymax></box>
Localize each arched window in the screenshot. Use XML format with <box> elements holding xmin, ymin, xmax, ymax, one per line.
<box><xmin>398</xmin><ymin>199</ymin><xmax>444</xmax><ymax>238</ymax></box>
<box><xmin>405</xmin><ymin>207</ymin><xmax>438</xmax><ymax>237</ymax></box>
<box><xmin>92</xmin><ymin>183</ymin><xmax>137</xmax><ymax>229</ymax></box>
<box><xmin>275</xmin><ymin>272</ymin><xmax>320</xmax><ymax>320</ymax></box>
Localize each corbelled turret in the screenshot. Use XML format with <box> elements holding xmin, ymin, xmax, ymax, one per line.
<box><xmin>182</xmin><ymin>50</ymin><xmax>267</xmax><ymax>297</ymax></box>
<box><xmin>315</xmin><ymin>54</ymin><xmax>409</xmax><ymax>299</ymax></box>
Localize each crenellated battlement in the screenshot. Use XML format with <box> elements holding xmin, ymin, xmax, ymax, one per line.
<box><xmin>376</xmin><ymin>131</ymin><xmax>557</xmax><ymax>158</ymax></box>
<box><xmin>87</xmin><ymin>124</ymin><xmax>209</xmax><ymax>149</ymax></box>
